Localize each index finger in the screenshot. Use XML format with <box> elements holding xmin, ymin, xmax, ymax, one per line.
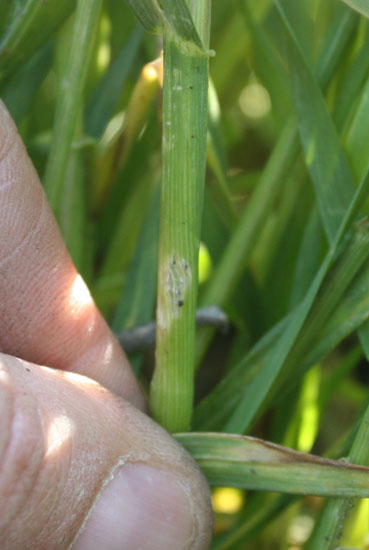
<box><xmin>0</xmin><ymin>100</ymin><xmax>145</xmax><ymax>410</ymax></box>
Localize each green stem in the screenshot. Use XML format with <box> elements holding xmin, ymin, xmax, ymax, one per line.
<box><xmin>150</xmin><ymin>3</ymin><xmax>211</xmax><ymax>432</ymax></box>
<box><xmin>43</xmin><ymin>0</ymin><xmax>102</xmax><ymax>212</ymax></box>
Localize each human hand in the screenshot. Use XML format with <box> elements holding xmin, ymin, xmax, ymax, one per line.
<box><xmin>0</xmin><ymin>101</ymin><xmax>212</xmax><ymax>549</ymax></box>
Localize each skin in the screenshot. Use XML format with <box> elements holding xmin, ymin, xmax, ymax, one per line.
<box><xmin>0</xmin><ymin>100</ymin><xmax>213</xmax><ymax>549</ymax></box>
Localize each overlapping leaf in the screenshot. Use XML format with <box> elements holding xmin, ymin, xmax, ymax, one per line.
<box><xmin>126</xmin><ymin>0</ymin><xmax>204</xmax><ymax>53</ymax></box>
<box><xmin>342</xmin><ymin>0</ymin><xmax>369</xmax><ymax>17</ymax></box>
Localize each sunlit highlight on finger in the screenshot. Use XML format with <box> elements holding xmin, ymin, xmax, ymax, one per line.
<box><xmin>0</xmin><ymin>366</ymin><xmax>11</xmax><ymax>387</ymax></box>
<box><xmin>45</xmin><ymin>414</ymin><xmax>75</xmax><ymax>458</ymax></box>
<box><xmin>68</xmin><ymin>274</ymin><xmax>93</xmax><ymax>317</ymax></box>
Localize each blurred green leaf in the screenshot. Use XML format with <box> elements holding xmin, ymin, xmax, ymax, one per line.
<box><xmin>85</xmin><ymin>27</ymin><xmax>143</xmax><ymax>140</ymax></box>
<box><xmin>276</xmin><ymin>1</ymin><xmax>369</xmax><ymax>362</ymax></box>
<box><xmin>57</xmin><ymin>123</ymin><xmax>86</xmax><ymax>274</ymax></box>
<box><xmin>196</xmin><ymin>4</ymin><xmax>356</xmax><ymax>364</ymax></box>
<box><xmin>342</xmin><ymin>0</ymin><xmax>369</xmax><ymax>17</ymax></box>
<box><xmin>240</xmin><ymin>0</ymin><xmax>291</xmax><ymax>124</ymax></box>
<box><xmin>275</xmin><ymin>0</ymin><xmax>355</xmax><ymax>243</ymax></box>
<box><xmin>94</xmin><ymin>171</ymin><xmax>155</xmax><ymax>315</ymax></box>
<box><xmin>306</xmin><ymin>399</ymin><xmax>369</xmax><ymax>549</ymax></box>
<box><xmin>125</xmin><ymin>0</ymin><xmax>162</xmax><ymax>34</ymax></box>
<box><xmin>194</xmin><ymin>208</ymin><xmax>369</xmax><ymax>432</ymax></box>
<box><xmin>43</xmin><ymin>0</ymin><xmax>103</xmax><ymax>211</ymax></box>
<box><xmin>2</xmin><ymin>42</ymin><xmax>53</xmax><ymax>124</ymax></box>
<box><xmin>206</xmin><ymin>80</ymin><xmax>237</xmax><ymax>231</ymax></box>
<box><xmin>126</xmin><ymin>0</ymin><xmax>205</xmax><ymax>53</ymax></box>
<box><xmin>0</xmin><ymin>0</ymin><xmax>75</xmax><ymax>84</ymax></box>
<box><xmin>112</xmin><ymin>187</ymin><xmax>160</xmax><ymax>372</ymax></box>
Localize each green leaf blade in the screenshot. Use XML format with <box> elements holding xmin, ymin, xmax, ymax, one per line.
<box><xmin>177</xmin><ymin>432</ymin><xmax>369</xmax><ymax>498</ymax></box>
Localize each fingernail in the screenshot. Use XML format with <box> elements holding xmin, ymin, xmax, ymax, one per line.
<box><xmin>73</xmin><ymin>463</ymin><xmax>194</xmax><ymax>550</ymax></box>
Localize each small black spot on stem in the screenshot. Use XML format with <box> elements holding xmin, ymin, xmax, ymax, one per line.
<box><xmin>178</xmin><ymin>300</ymin><xmax>184</xmax><ymax>307</ymax></box>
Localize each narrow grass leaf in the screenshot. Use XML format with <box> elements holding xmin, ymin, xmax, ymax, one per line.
<box><xmin>112</xmin><ymin>187</ymin><xmax>160</xmax><ymax>372</ymax></box>
<box><xmin>112</xmin><ymin>187</ymin><xmax>160</xmax><ymax>332</ymax></box>
<box><xmin>239</xmin><ymin>0</ymin><xmax>291</xmax><ymax>124</ymax></box>
<box><xmin>224</xmin><ymin>211</ymin><xmax>369</xmax><ymax>434</ymax></box>
<box><xmin>194</xmin><ymin>233</ymin><xmax>369</xmax><ymax>432</ymax></box>
<box><xmin>345</xmin><ymin>72</ymin><xmax>369</xmax><ymax>183</ymax></box>
<box><xmin>0</xmin><ymin>2</ymin><xmax>11</xmax><ymax>34</ymax></box>
<box><xmin>333</xmin><ymin>21</ymin><xmax>369</xmax><ymax>129</ymax></box>
<box><xmin>94</xmin><ymin>115</ymin><xmax>159</xmax><ymax>253</ymax></box>
<box><xmin>289</xmin><ymin>207</ymin><xmax>325</xmax><ymax>308</ymax></box>
<box><xmin>197</xmin><ymin>118</ymin><xmax>299</xmax><ymax>363</ymax></box>
<box><xmin>43</xmin><ymin>0</ymin><xmax>103</xmax><ymax>212</ymax></box>
<box><xmin>305</xmin><ymin>401</ymin><xmax>369</xmax><ymax>550</ymax></box>
<box><xmin>127</xmin><ymin>0</ymin><xmax>204</xmax><ymax>54</ymax></box>
<box><xmin>207</xmin><ymin>80</ymin><xmax>237</xmax><ymax>231</ymax></box>
<box><xmin>274</xmin><ymin>1</ymin><xmax>355</xmax><ymax>244</ymax></box>
<box><xmin>313</xmin><ymin>3</ymin><xmax>358</xmax><ymax>89</ymax></box>
<box><xmin>85</xmin><ymin>27</ymin><xmax>143</xmax><ymax>140</ymax></box>
<box><xmin>2</xmin><ymin>42</ymin><xmax>53</xmax><ymax>124</ymax></box>
<box><xmin>196</xmin><ymin>7</ymin><xmax>356</xmax><ymax>364</ymax></box>
<box><xmin>194</xmin><ymin>163</ymin><xmax>369</xmax><ymax>432</ymax></box>
<box><xmin>176</xmin><ymin>433</ymin><xmax>369</xmax><ymax>498</ymax></box>
<box><xmin>342</xmin><ymin>0</ymin><xmax>369</xmax><ymax>17</ymax></box>
<box><xmin>57</xmin><ymin>123</ymin><xmax>86</xmax><ymax>273</ymax></box>
<box><xmin>213</xmin><ymin>494</ymin><xmax>295</xmax><ymax>550</ymax></box>
<box><xmin>125</xmin><ymin>0</ymin><xmax>162</xmax><ymax>34</ymax></box>
<box><xmin>0</xmin><ymin>0</ymin><xmax>75</xmax><ymax>84</ymax></box>
<box><xmin>277</xmin><ymin>2</ymin><xmax>369</xmax><ymax>361</ymax></box>
<box><xmin>95</xmin><ymin>173</ymin><xmax>154</xmax><ymax>295</ymax></box>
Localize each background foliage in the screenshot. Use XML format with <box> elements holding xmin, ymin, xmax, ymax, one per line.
<box><xmin>3</xmin><ymin>0</ymin><xmax>369</xmax><ymax>547</ymax></box>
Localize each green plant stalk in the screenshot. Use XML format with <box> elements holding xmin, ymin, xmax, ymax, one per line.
<box><xmin>150</xmin><ymin>4</ymin><xmax>211</xmax><ymax>432</ymax></box>
<box><xmin>43</xmin><ymin>0</ymin><xmax>102</xmax><ymax>212</ymax></box>
<box><xmin>305</xmin><ymin>401</ymin><xmax>369</xmax><ymax>550</ymax></box>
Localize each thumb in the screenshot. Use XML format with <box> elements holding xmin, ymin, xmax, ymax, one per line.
<box><xmin>0</xmin><ymin>353</ymin><xmax>213</xmax><ymax>550</ymax></box>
